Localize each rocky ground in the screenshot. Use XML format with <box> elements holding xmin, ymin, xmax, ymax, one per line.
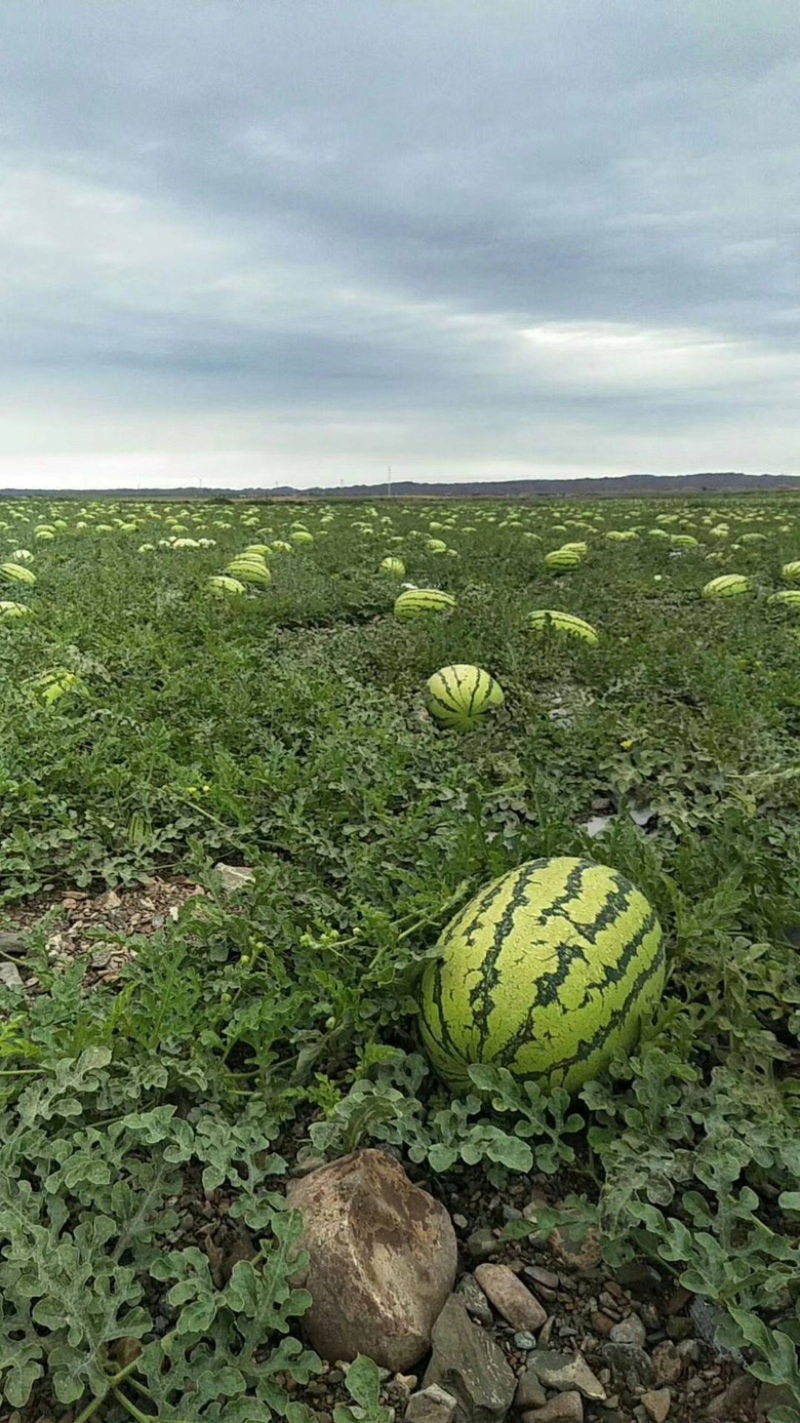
<box><xmin>1</xmin><ymin>878</ymin><xmax>783</xmax><ymax>1423</ymax></box>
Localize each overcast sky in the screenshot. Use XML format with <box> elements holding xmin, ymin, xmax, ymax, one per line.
<box><xmin>2</xmin><ymin>1</ymin><xmax>799</xmax><ymax>489</ymax></box>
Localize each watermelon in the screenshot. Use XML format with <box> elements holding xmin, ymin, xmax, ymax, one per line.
<box><xmin>419</xmin><ymin>856</ymin><xmax>664</xmax><ymax>1092</ymax></box>
<box><xmin>379</xmin><ymin>557</ymin><xmax>406</xmax><ymax>578</ymax></box>
<box><xmin>768</xmin><ymin>590</ymin><xmax>800</xmax><ymax>608</ymax></box>
<box><xmin>425</xmin><ymin>665</ymin><xmax>504</xmax><ymax>730</ymax></box>
<box><xmin>394</xmin><ymin>588</ymin><xmax>457</xmax><ymax>619</ymax></box>
<box><xmin>208</xmin><ymin>575</ymin><xmax>247</xmax><ymax>597</ymax></box>
<box><xmin>702</xmin><ymin>574</ymin><xmax>751</xmax><ymax>599</ymax></box>
<box><xmin>545</xmin><ymin>547</ymin><xmax>582</xmax><ymax>571</ymax></box>
<box><xmin>526</xmin><ymin>610</ymin><xmax>598</xmax><ymax>645</ymax></box>
<box><xmin>781</xmin><ymin>561</ymin><xmax>800</xmax><ymax>583</ymax></box>
<box><xmin>1</xmin><ymin>563</ymin><xmax>36</xmax><ymax>586</ymax></box>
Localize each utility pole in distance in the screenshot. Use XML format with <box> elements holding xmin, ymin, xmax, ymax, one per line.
<box><xmin>387</xmin><ymin>465</ymin><xmax>392</xmax><ymax>498</ymax></box>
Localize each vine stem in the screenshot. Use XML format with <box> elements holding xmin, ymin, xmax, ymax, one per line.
<box><xmin>114</xmin><ymin>1384</ymin><xmax>156</xmax><ymax>1422</ymax></box>
<box><xmin>72</xmin><ymin>1356</ymin><xmax>145</xmax><ymax>1423</ymax></box>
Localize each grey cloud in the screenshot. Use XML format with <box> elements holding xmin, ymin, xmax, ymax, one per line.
<box><xmin>1</xmin><ymin>0</ymin><xmax>799</xmax><ymax>484</ymax></box>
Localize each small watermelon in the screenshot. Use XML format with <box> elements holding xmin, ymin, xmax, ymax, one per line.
<box><xmin>425</xmin><ymin>665</ymin><xmax>504</xmax><ymax>730</ymax></box>
<box><xmin>380</xmin><ymin>557</ymin><xmax>406</xmax><ymax>577</ymax></box>
<box><xmin>768</xmin><ymin>590</ymin><xmax>800</xmax><ymax>609</ymax></box>
<box><xmin>394</xmin><ymin>588</ymin><xmax>457</xmax><ymax>619</ymax></box>
<box><xmin>702</xmin><ymin>574</ymin><xmax>752</xmax><ymax>599</ymax></box>
<box><xmin>208</xmin><ymin>575</ymin><xmax>247</xmax><ymax>597</ymax></box>
<box><xmin>545</xmin><ymin>547</ymin><xmax>582</xmax><ymax>571</ymax></box>
<box><xmin>526</xmin><ymin>610</ymin><xmax>598</xmax><ymax>645</ymax></box>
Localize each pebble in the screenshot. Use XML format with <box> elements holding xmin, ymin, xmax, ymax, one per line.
<box><xmin>609</xmin><ymin>1315</ymin><xmax>646</xmax><ymax>1348</ymax></box>
<box><xmin>513</xmin><ymin>1332</ymin><xmax>539</xmax><ymax>1351</ymax></box>
<box><xmin>705</xmin><ymin>1374</ymin><xmax>756</xmax><ymax>1417</ymax></box>
<box><xmin>522</xmin><ymin>1391</ymin><xmax>584</xmax><ymax>1421</ymax></box>
<box><xmin>651</xmin><ymin>1341</ymin><xmax>683</xmax><ymax>1386</ymax></box>
<box><xmin>452</xmin><ymin>1214</ymin><xmax>468</xmax><ymax>1231</ymax></box>
<box><xmin>600</xmin><ymin>1343</ymin><xmax>655</xmax><ymax>1391</ymax></box>
<box><xmin>522</xmin><ymin>1189</ymin><xmax>550</xmax><ymax>1221</ymax></box>
<box><xmin>0</xmin><ymin>962</ymin><xmax>24</xmax><ymax>990</ymax></box>
<box><xmin>455</xmin><ymin>1274</ymin><xmax>495</xmax><ymax>1327</ymax></box>
<box><xmin>526</xmin><ymin>1266</ymin><xmax>560</xmax><ymax>1291</ymax></box>
<box><xmin>641</xmin><ymin>1389</ymin><xmax>671</xmax><ymax>1423</ymax></box>
<box><xmin>395</xmin><ymin>1375</ymin><xmax>418</xmax><ymax>1392</ymax></box>
<box><xmin>405</xmin><ymin>1384</ymin><xmax>457</xmax><ymax>1423</ymax></box>
<box><xmin>528</xmin><ymin>1350</ymin><xmax>606</xmax><ymax>1402</ymax></box>
<box><xmin>675</xmin><ymin>1338</ymin><xmax>701</xmax><ymax>1364</ymax></box>
<box><xmin>514</xmin><ymin>1367</ymin><xmax>547</xmax><ymax>1410</ymax></box>
<box><xmin>548</xmin><ymin>1226</ymin><xmax>603</xmax><ymax>1273</ymax></box>
<box><xmin>665</xmin><ymin>1287</ymin><xmax>691</xmax><ymax>1314</ymax></box>
<box><xmin>466</xmin><ymin>1227</ymin><xmax>497</xmax><ymax>1261</ymax></box>
<box><xmin>666</xmin><ymin>1317</ymin><xmax>694</xmax><ymax>1341</ymax></box>
<box><xmin>590</xmin><ymin>1312</ymin><xmax>616</xmax><ymax>1337</ymax></box>
<box><xmin>474</xmin><ymin>1264</ymin><xmax>548</xmax><ymax>1334</ymax></box>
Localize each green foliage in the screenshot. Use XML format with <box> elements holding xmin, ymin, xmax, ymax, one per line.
<box><xmin>2</xmin><ymin>493</ymin><xmax>800</xmax><ymax>1418</ymax></box>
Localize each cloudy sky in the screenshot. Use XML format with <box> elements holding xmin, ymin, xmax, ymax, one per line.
<box><xmin>2</xmin><ymin>1</ymin><xmax>799</xmax><ymax>489</ymax></box>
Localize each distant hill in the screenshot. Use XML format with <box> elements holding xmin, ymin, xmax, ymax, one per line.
<box><xmin>268</xmin><ymin>471</ymin><xmax>800</xmax><ymax>499</ymax></box>
<box><xmin>2</xmin><ymin>471</ymin><xmax>800</xmax><ymax>500</ymax></box>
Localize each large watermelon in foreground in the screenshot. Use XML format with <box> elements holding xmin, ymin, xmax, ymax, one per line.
<box><xmin>419</xmin><ymin>856</ymin><xmax>664</xmax><ymax>1092</ymax></box>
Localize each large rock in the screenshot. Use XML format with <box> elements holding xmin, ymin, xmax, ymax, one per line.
<box><xmin>423</xmin><ymin>1297</ymin><xmax>516</xmax><ymax>1423</ymax></box>
<box><xmin>287</xmin><ymin>1149</ymin><xmax>457</xmax><ymax>1370</ymax></box>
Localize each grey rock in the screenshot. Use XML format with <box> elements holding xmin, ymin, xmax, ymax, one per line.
<box><xmin>524</xmin><ymin>1266</ymin><xmax>560</xmax><ymax>1292</ymax></box>
<box><xmin>522</xmin><ymin>1392</ymin><xmax>584</xmax><ymax>1421</ymax></box>
<box><xmin>675</xmin><ymin>1338</ymin><xmax>701</xmax><ymax>1364</ymax></box>
<box><xmin>705</xmin><ymin>1374</ymin><xmax>756</xmax><ymax>1418</ymax></box>
<box><xmin>601</xmin><ymin>1342</ymin><xmax>655</xmax><ymax>1391</ymax></box>
<box><xmin>528</xmin><ymin>1351</ymin><xmax>606</xmax><ymax>1402</ymax></box>
<box><xmin>213</xmin><ymin>862</ymin><xmax>256</xmax><ymax>893</ymax></box>
<box><xmin>455</xmin><ymin>1274</ymin><xmax>495</xmax><ymax>1327</ymax></box>
<box><xmin>474</xmin><ymin>1265</ymin><xmax>547</xmax><ymax>1334</ymax></box>
<box><xmin>423</xmin><ymin>1298</ymin><xmax>516</xmax><ymax>1423</ymax></box>
<box><xmin>0</xmin><ymin>931</ymin><xmax>27</xmax><ymax>956</ymax></box>
<box><xmin>405</xmin><ymin>1385</ymin><xmax>458</xmax><ymax>1423</ymax></box>
<box><xmin>609</xmin><ymin>1315</ymin><xmax>646</xmax><ymax>1349</ymax></box>
<box><xmin>640</xmin><ymin>1389</ymin><xmax>671</xmax><ymax>1423</ymax></box>
<box><xmin>651</xmin><ymin>1341</ymin><xmax>683</xmax><ymax>1385</ymax></box>
<box><xmin>513</xmin><ymin>1333</ymin><xmax>537</xmax><ymax>1352</ymax></box>
<box><xmin>0</xmin><ymin>962</ymin><xmax>24</xmax><ymax>990</ymax></box>
<box><xmin>513</xmin><ymin>1367</ymin><xmax>547</xmax><ymax>1410</ymax></box>
<box><xmin>666</xmin><ymin>1317</ymin><xmax>694</xmax><ymax>1342</ymax></box>
<box><xmin>689</xmin><ymin>1296</ymin><xmax>745</xmax><ymax>1363</ymax></box>
<box><xmin>466</xmin><ymin>1228</ymin><xmax>498</xmax><ymax>1262</ymax></box>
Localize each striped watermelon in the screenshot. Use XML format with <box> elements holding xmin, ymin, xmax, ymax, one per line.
<box><xmin>702</xmin><ymin>574</ymin><xmax>751</xmax><ymax>599</ymax></box>
<box><xmin>379</xmin><ymin>557</ymin><xmax>406</xmax><ymax>577</ymax></box>
<box><xmin>425</xmin><ymin>665</ymin><xmax>504</xmax><ymax>730</ymax></box>
<box><xmin>208</xmin><ymin>575</ymin><xmax>246</xmax><ymax>597</ymax></box>
<box><xmin>545</xmin><ymin>547</ymin><xmax>582</xmax><ymax>571</ymax></box>
<box><xmin>768</xmin><ymin>590</ymin><xmax>800</xmax><ymax>608</ymax></box>
<box><xmin>394</xmin><ymin>588</ymin><xmax>457</xmax><ymax>619</ymax></box>
<box><xmin>781</xmin><ymin>561</ymin><xmax>800</xmax><ymax>583</ymax></box>
<box><xmin>526</xmin><ymin>610</ymin><xmax>598</xmax><ymax>645</ymax></box>
<box><xmin>419</xmin><ymin>856</ymin><xmax>664</xmax><ymax>1092</ymax></box>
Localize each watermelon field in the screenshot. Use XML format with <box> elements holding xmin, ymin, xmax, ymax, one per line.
<box><xmin>2</xmin><ymin>493</ymin><xmax>800</xmax><ymax>1421</ymax></box>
